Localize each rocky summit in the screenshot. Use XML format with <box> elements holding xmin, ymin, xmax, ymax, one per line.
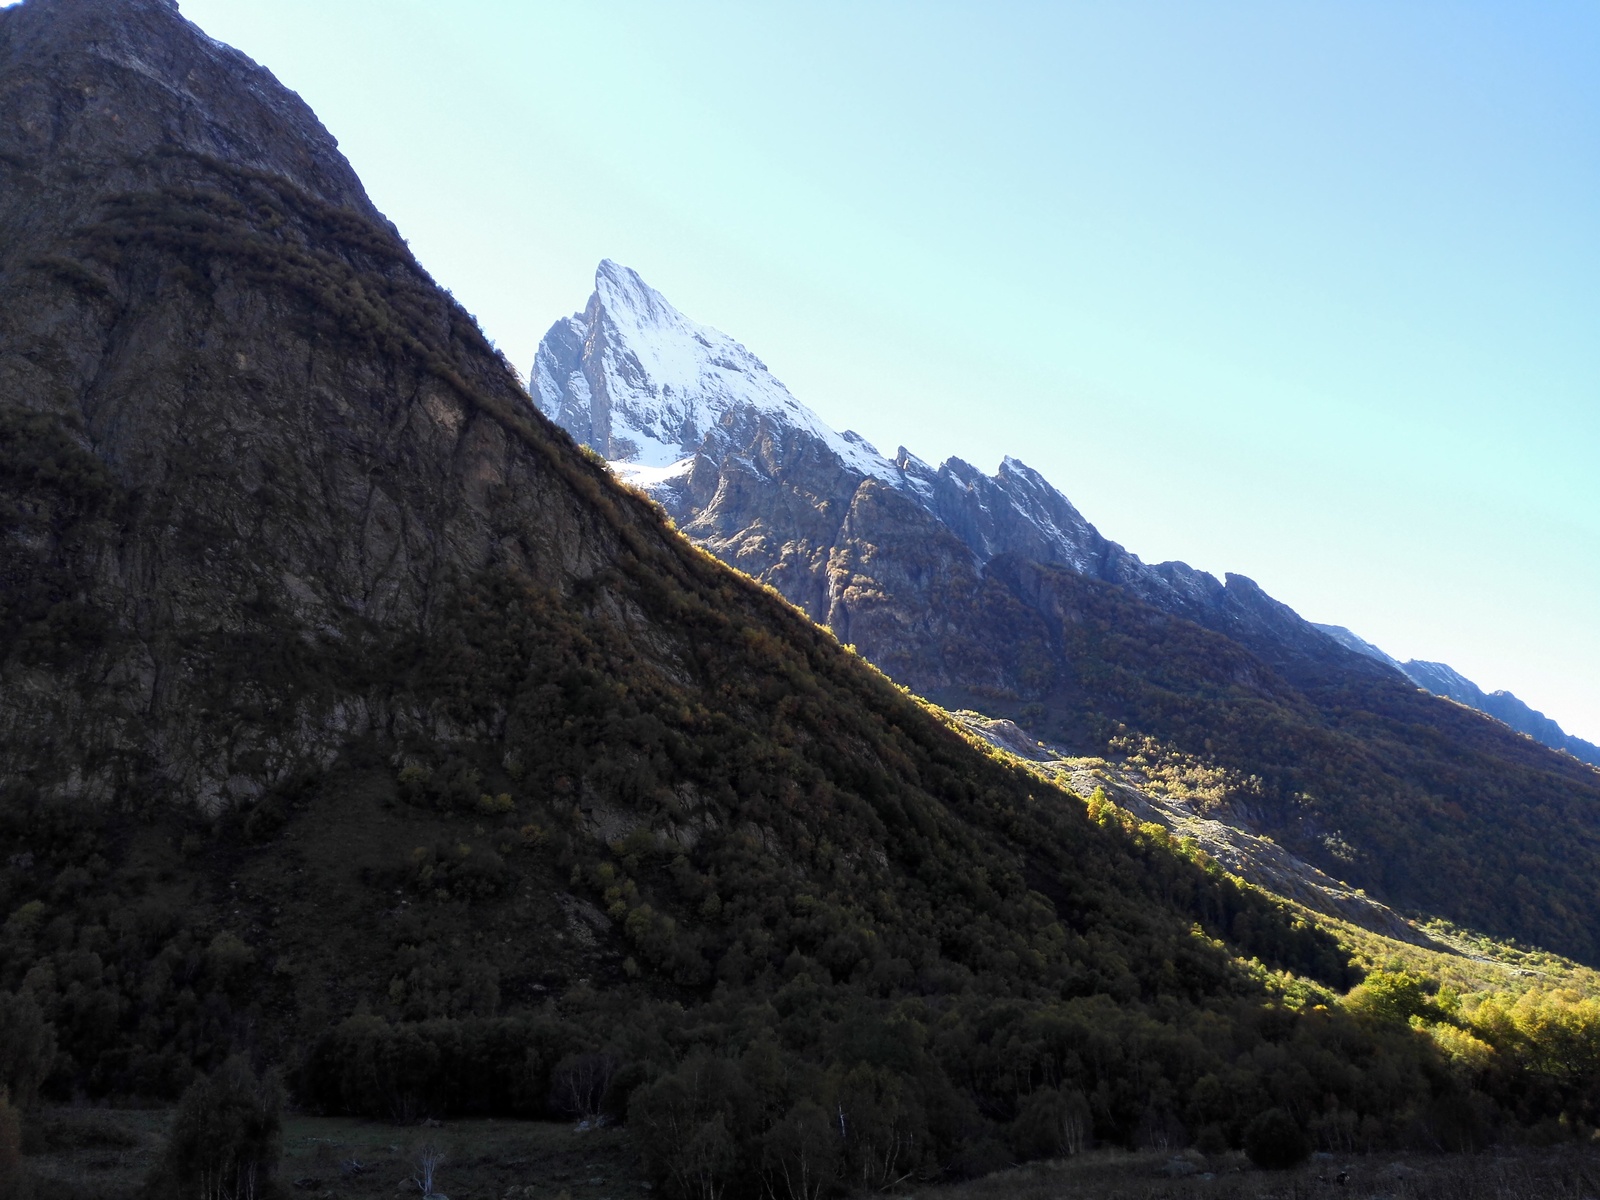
<box><xmin>534</xmin><ymin>263</ymin><xmax>1351</xmax><ymax>674</ymax></box>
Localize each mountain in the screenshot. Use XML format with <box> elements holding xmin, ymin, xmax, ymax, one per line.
<box><xmin>10</xmin><ymin>5</ymin><xmax>1600</xmax><ymax>1189</ymax></box>
<box><xmin>535</xmin><ymin>264</ymin><xmax>1354</xmax><ymax>673</ymax></box>
<box><xmin>1318</xmin><ymin>625</ymin><xmax>1600</xmax><ymax>767</ymax></box>
<box><xmin>533</xmin><ymin>263</ymin><xmax>1600</xmax><ymax>964</ymax></box>
<box><xmin>0</xmin><ymin>0</ymin><xmax>1484</xmax><ymax>1185</ymax></box>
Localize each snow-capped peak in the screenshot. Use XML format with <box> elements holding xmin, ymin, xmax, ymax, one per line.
<box><xmin>591</xmin><ymin>259</ymin><xmax>774</xmax><ymax>399</ymax></box>
<box><xmin>532</xmin><ymin>261</ymin><xmax>900</xmax><ymax>480</ymax></box>
<box><xmin>530</xmin><ymin>262</ymin><xmax>1118</xmax><ymax>573</ymax></box>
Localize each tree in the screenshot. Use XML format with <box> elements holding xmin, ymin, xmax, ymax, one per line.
<box><xmin>629</xmin><ymin>1054</ymin><xmax>748</xmax><ymax>1200</ymax></box>
<box><xmin>149</xmin><ymin>1057</ymin><xmax>283</xmax><ymax>1200</ymax></box>
<box><xmin>1011</xmin><ymin>1087</ymin><xmax>1092</xmax><ymax>1160</ymax></box>
<box><xmin>1344</xmin><ymin>970</ymin><xmax>1433</xmax><ymax>1026</ymax></box>
<box><xmin>0</xmin><ymin>1089</ymin><xmax>25</xmax><ymax>1200</ymax></box>
<box><xmin>761</xmin><ymin>1099</ymin><xmax>840</xmax><ymax>1200</ymax></box>
<box><xmin>0</xmin><ymin>991</ymin><xmax>56</xmax><ymax>1110</ymax></box>
<box><xmin>410</xmin><ymin>1140</ymin><xmax>446</xmax><ymax>1198</ymax></box>
<box><xmin>550</xmin><ymin>1051</ymin><xmax>619</xmax><ymax>1121</ymax></box>
<box><xmin>1243</xmin><ymin>1107</ymin><xmax>1309</xmax><ymax>1170</ymax></box>
<box><xmin>832</xmin><ymin>1064</ymin><xmax>927</xmax><ymax>1191</ymax></box>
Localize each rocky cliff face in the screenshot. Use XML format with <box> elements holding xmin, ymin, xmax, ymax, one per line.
<box><xmin>1</xmin><ymin>0</ymin><xmax>628</xmax><ymax>809</ymax></box>
<box><xmin>4</xmin><ymin>0</ymin><xmax>980</xmax><ymax>818</ymax></box>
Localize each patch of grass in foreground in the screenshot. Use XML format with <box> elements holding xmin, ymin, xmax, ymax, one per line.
<box><xmin>24</xmin><ymin>1108</ymin><xmax>1600</xmax><ymax>1200</ymax></box>
<box><xmin>21</xmin><ymin>1109</ymin><xmax>643</xmax><ymax>1200</ymax></box>
<box><xmin>914</xmin><ymin>1145</ymin><xmax>1600</xmax><ymax>1200</ymax></box>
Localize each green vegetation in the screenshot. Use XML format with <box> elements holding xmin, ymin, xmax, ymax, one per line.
<box><xmin>0</xmin><ymin>1091</ymin><xmax>21</xmax><ymax>1199</ymax></box>
<box><xmin>1242</xmin><ymin>1107</ymin><xmax>1308</xmax><ymax>1169</ymax></box>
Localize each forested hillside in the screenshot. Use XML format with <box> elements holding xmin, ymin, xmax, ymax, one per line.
<box><xmin>929</xmin><ymin>558</ymin><xmax>1600</xmax><ymax>963</ymax></box>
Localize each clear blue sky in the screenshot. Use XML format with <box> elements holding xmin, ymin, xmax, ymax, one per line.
<box><xmin>165</xmin><ymin>1</ymin><xmax>1600</xmax><ymax>743</ymax></box>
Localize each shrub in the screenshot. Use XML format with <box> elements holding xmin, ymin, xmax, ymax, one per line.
<box><xmin>549</xmin><ymin>1051</ymin><xmax>618</xmax><ymax>1120</ymax></box>
<box><xmin>1194</xmin><ymin>1122</ymin><xmax>1230</xmax><ymax>1155</ymax></box>
<box><xmin>1344</xmin><ymin>969</ymin><xmax>1434</xmax><ymax>1026</ymax></box>
<box><xmin>1243</xmin><ymin>1107</ymin><xmax>1309</xmax><ymax>1170</ymax></box>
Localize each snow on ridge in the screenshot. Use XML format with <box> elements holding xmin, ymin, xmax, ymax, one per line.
<box><xmin>1406</xmin><ymin>660</ymin><xmax>1479</xmax><ymax>694</ymax></box>
<box><xmin>611</xmin><ymin>457</ymin><xmax>694</xmax><ymax>491</ymax></box>
<box><xmin>576</xmin><ymin>261</ymin><xmax>903</xmax><ymax>480</ymax></box>
<box><xmin>532</xmin><ymin>262</ymin><xmax>1115</xmax><ymax>568</ymax></box>
<box><xmin>1315</xmin><ymin>624</ymin><xmax>1402</xmax><ymax>668</ymax></box>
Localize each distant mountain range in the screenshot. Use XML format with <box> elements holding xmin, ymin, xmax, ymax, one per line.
<box><xmin>535</xmin><ymin>262</ymin><xmax>1366</xmax><ymax>677</ymax></box>
<box><xmin>533</xmin><ymin>262</ymin><xmax>1600</xmax><ymax>961</ymax></box>
<box><xmin>1316</xmin><ymin>625</ymin><xmax>1600</xmax><ymax>767</ymax></box>
<box><xmin>535</xmin><ymin>261</ymin><xmax>1597</xmax><ymax>769</ymax></box>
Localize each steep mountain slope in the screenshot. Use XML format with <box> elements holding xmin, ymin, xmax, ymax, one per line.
<box><xmin>1318</xmin><ymin>625</ymin><xmax>1600</xmax><ymax>767</ymax></box>
<box><xmin>0</xmin><ymin>0</ymin><xmax>1432</xmax><ymax>1169</ymax></box>
<box><xmin>532</xmin><ymin>263</ymin><xmax>1600</xmax><ymax>964</ymax></box>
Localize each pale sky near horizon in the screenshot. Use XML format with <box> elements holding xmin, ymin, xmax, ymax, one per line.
<box><xmin>95</xmin><ymin>2</ymin><xmax>1600</xmax><ymax>741</ymax></box>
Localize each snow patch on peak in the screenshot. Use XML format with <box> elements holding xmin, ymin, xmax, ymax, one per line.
<box><xmin>533</xmin><ymin>261</ymin><xmax>902</xmax><ymax>481</ymax></box>
<box><xmin>533</xmin><ymin>264</ymin><xmax>1118</xmax><ymax>576</ymax></box>
<box><xmin>611</xmin><ymin>456</ymin><xmax>694</xmax><ymax>492</ymax></box>
<box><xmin>998</xmin><ymin>455</ymin><xmax>1042</xmax><ymax>479</ymax></box>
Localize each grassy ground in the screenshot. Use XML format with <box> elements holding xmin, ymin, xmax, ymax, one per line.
<box><xmin>19</xmin><ymin>1107</ymin><xmax>167</xmax><ymax>1200</ymax></box>
<box><xmin>21</xmin><ymin>1108</ymin><xmax>644</xmax><ymax>1200</ymax></box>
<box><xmin>21</xmin><ymin>1108</ymin><xmax>1600</xmax><ymax>1199</ymax></box>
<box><xmin>912</xmin><ymin>1146</ymin><xmax>1600</xmax><ymax>1200</ymax></box>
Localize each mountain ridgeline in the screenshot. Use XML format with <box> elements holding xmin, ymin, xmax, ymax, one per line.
<box><xmin>1317</xmin><ymin>623</ymin><xmax>1600</xmax><ymax>768</ymax></box>
<box><xmin>2</xmin><ymin>3</ymin><xmax>1599</xmax><ymax>1194</ymax></box>
<box><xmin>532</xmin><ymin>262</ymin><xmax>1600</xmax><ymax>966</ymax></box>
